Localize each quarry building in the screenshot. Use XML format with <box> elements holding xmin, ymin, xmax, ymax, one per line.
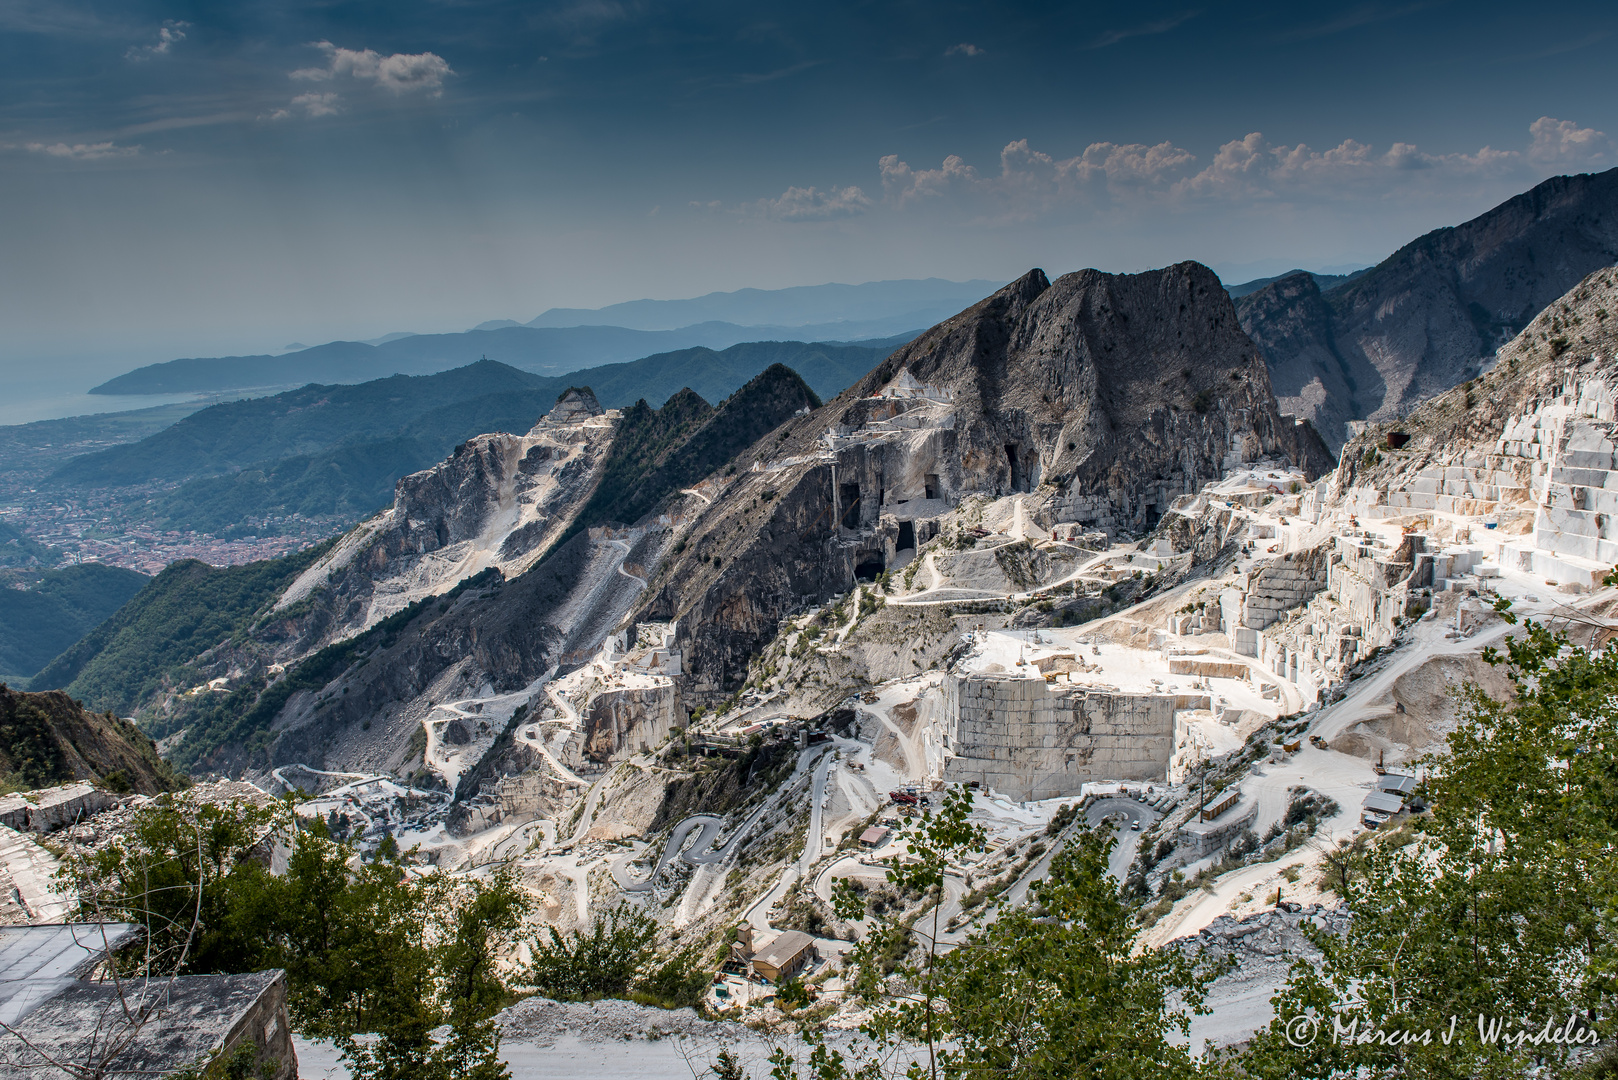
<box><xmin>0</xmin><ymin>923</ymin><xmax>297</xmax><ymax>1080</ymax></box>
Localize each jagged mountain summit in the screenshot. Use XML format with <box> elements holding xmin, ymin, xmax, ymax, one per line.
<box><xmin>1239</xmin><ymin>167</ymin><xmax>1618</xmax><ymax>451</ymax></box>
<box><xmin>126</xmin><ymin>367</ymin><xmax>821</xmax><ymax>776</ymax></box>
<box><xmin>632</xmin><ymin>262</ymin><xmax>1333</xmax><ymax>698</ymax></box>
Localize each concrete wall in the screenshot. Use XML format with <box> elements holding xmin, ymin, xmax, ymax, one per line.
<box><xmin>221</xmin><ymin>969</ymin><xmax>298</xmax><ymax>1080</ymax></box>
<box><xmin>942</xmin><ymin>674</ymin><xmax>1175</xmax><ymax>800</ymax></box>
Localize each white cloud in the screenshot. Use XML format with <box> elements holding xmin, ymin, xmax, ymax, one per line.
<box><xmin>291</xmin><ymin>41</ymin><xmax>453</xmax><ymax>95</ymax></box>
<box><xmin>758</xmin><ymin>185</ymin><xmax>872</xmax><ymax>221</ymax></box>
<box><xmin>944</xmin><ymin>43</ymin><xmax>983</xmax><ymax>57</ymax></box>
<box><xmin>1173</xmin><ymin>132</ymin><xmax>1526</xmax><ymax>200</ymax></box>
<box><xmin>697</xmin><ymin>185</ymin><xmax>872</xmax><ymax>222</ymax></box>
<box><xmin>871</xmin><ymin>118</ymin><xmax>1611</xmax><ymax>219</ymax></box>
<box><xmin>879</xmin><ymin>152</ymin><xmax>980</xmax><ymax>203</ymax></box>
<box><xmin>269</xmin><ymin>92</ymin><xmax>342</xmax><ymax>120</ymax></box>
<box><xmin>126</xmin><ymin>20</ymin><xmax>188</xmax><ymax>61</ymax></box>
<box><xmin>879</xmin><ymin>137</ymin><xmax>1194</xmax><ymax>216</ymax></box>
<box><xmin>1527</xmin><ymin>116</ymin><xmax>1615</xmax><ymax>165</ymax></box>
<box><xmin>23</xmin><ymin>140</ymin><xmax>139</xmax><ymax>160</ymax></box>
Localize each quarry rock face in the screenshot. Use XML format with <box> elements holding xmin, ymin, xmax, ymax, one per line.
<box><xmin>1338</xmin><ymin>264</ymin><xmax>1618</xmax><ymax>591</ymax></box>
<box><xmin>270</xmin><ymin>400</ymin><xmax>621</xmax><ymax>650</ymax></box>
<box><xmin>1240</xmin><ymin>167</ymin><xmax>1618</xmax><ymax>450</ymax></box>
<box><xmin>247</xmin><ymin>525</ymin><xmax>669</xmax><ymax>778</ymax></box>
<box><xmin>634</xmin><ymin>262</ymin><xmax>1333</xmax><ymax>702</ymax></box>
<box><xmin>546</xmin><ymin>386</ymin><xmax>604</xmax><ymax>423</ymax></box>
<box><xmin>941</xmin><ymin>673</ymin><xmax>1176</xmax><ymax>799</ymax></box>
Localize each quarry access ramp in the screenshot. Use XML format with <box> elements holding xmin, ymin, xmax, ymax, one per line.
<box><xmin>615</xmin><ymin>796</ymin><xmax>775</xmax><ymax>892</ymax></box>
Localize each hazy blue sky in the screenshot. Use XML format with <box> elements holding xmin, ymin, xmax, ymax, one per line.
<box><xmin>4</xmin><ymin>0</ymin><xmax>1618</xmax><ymax>368</ymax></box>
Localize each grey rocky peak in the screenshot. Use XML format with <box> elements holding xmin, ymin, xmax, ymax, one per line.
<box><xmin>545</xmin><ymin>386</ymin><xmax>604</xmax><ymax>424</ymax></box>
<box><xmin>632</xmin><ymin>261</ymin><xmax>1333</xmax><ymax>700</ymax></box>
<box><xmin>1239</xmin><ymin>166</ymin><xmax>1618</xmax><ymax>451</ymax></box>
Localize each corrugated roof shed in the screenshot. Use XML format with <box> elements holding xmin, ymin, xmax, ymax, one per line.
<box><xmin>1378</xmin><ymin>773</ymin><xmax>1417</xmax><ymax>795</ymax></box>
<box><xmin>1363</xmin><ymin>791</ymin><xmax>1405</xmax><ymax>815</ymax></box>
<box><xmin>0</xmin><ymin>923</ymin><xmax>138</xmax><ymax>1026</ymax></box>
<box><xmin>0</xmin><ymin>924</ymin><xmax>297</xmax><ymax>1079</ymax></box>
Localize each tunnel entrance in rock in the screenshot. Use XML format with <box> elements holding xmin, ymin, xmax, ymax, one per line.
<box><xmin>896</xmin><ymin>520</ymin><xmax>915</xmax><ymax>552</ymax></box>
<box><xmin>1144</xmin><ymin>503</ymin><xmax>1160</xmax><ymax>528</ymax></box>
<box><xmin>855</xmin><ymin>558</ymin><xmax>885</xmax><ymax>581</ymax></box>
<box><xmin>839</xmin><ymin>483</ymin><xmax>861</xmax><ymax>528</ymax></box>
<box><xmin>924</xmin><ymin>473</ymin><xmax>940</xmax><ymax>500</ymax></box>
<box><xmin>1005</xmin><ymin>445</ymin><xmax>1023</xmax><ymax>492</ymax></box>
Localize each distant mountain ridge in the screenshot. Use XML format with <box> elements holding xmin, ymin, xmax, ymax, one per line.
<box><xmin>1223</xmin><ymin>267</ymin><xmax>1370</xmax><ymax>300</ymax></box>
<box><xmin>91</xmin><ymin>321</ymin><xmax>913</xmax><ymax>397</ymax></box>
<box><xmin>87</xmin><ymin>278</ymin><xmax>1000</xmax><ymax>399</ymax></box>
<box><xmin>1237</xmin><ymin>167</ymin><xmax>1618</xmax><ymax>450</ymax></box>
<box><xmin>521</xmin><ymin>277</ymin><xmax>1003</xmax><ymax>331</ymax></box>
<box><xmin>51</xmin><ymin>340</ymin><xmax>899</xmax><ymax>537</ymax></box>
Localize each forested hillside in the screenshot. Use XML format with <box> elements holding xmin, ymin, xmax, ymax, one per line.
<box><xmin>0</xmin><ymin>563</ymin><xmax>149</xmax><ymax>684</ymax></box>
<box><xmin>30</xmin><ymin>543</ymin><xmax>331</xmax><ymax>713</ymax></box>
<box><xmin>46</xmin><ymin>341</ymin><xmax>894</xmax><ymax>539</ymax></box>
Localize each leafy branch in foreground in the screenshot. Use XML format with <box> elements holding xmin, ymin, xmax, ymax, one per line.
<box><xmin>63</xmin><ymin>795</ymin><xmax>531</xmax><ymax>1079</ymax></box>
<box><xmin>1243</xmin><ymin>615</ymin><xmax>1618</xmax><ymax>1080</ymax></box>
<box><xmin>749</xmin><ymin>787</ymin><xmax>1226</xmax><ymax>1080</ymax></box>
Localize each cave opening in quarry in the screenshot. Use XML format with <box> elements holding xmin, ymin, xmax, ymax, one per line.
<box><xmin>896</xmin><ymin>520</ymin><xmax>915</xmax><ymax>553</ymax></box>
<box><xmin>839</xmin><ymin>483</ymin><xmax>861</xmax><ymax>529</ymax></box>
<box><xmin>924</xmin><ymin>473</ymin><xmax>940</xmax><ymax>500</ymax></box>
<box><xmin>1005</xmin><ymin>445</ymin><xmax>1023</xmax><ymax>492</ymax></box>
<box><xmin>1145</xmin><ymin>502</ymin><xmax>1160</xmax><ymax>528</ymax></box>
<box><xmin>854</xmin><ymin>557</ymin><xmax>885</xmax><ymax>581</ymax></box>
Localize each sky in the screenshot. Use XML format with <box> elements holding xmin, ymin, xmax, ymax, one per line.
<box><xmin>3</xmin><ymin>0</ymin><xmax>1618</xmax><ymax>374</ymax></box>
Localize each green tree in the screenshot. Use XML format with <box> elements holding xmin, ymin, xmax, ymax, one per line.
<box><xmin>813</xmin><ymin>788</ymin><xmax>1223</xmax><ymax>1080</ymax></box>
<box><xmin>437</xmin><ymin>867</ymin><xmax>531</xmax><ymax>1023</ymax></box>
<box><xmin>67</xmin><ymin>794</ymin><xmax>527</xmax><ymax>1078</ymax></box>
<box><xmin>67</xmin><ymin>794</ymin><xmax>281</xmax><ymax>976</ymax></box>
<box><xmin>635</xmin><ymin>945</ymin><xmax>712</xmax><ymax>1009</ymax></box>
<box><xmin>253</xmin><ymin>823</ymin><xmax>430</xmax><ymax>1035</ymax></box>
<box><xmin>921</xmin><ymin>829</ymin><xmax>1221</xmax><ymax>1080</ymax></box>
<box><xmin>1242</xmin><ymin>612</ymin><xmax>1618</xmax><ymax>1079</ymax></box>
<box><xmin>528</xmin><ymin>903</ymin><xmax>659</xmax><ymax>1001</ymax></box>
<box><xmin>712</xmin><ymin>1048</ymin><xmax>748</xmax><ymax>1080</ymax></box>
<box><xmin>832</xmin><ymin>784</ymin><xmax>984</xmax><ymax>1077</ymax></box>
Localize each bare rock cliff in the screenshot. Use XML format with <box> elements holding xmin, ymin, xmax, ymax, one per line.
<box><xmin>633</xmin><ymin>262</ymin><xmax>1332</xmax><ymax>701</ymax></box>
<box><xmin>1240</xmin><ymin>167</ymin><xmax>1618</xmax><ymax>450</ymax></box>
